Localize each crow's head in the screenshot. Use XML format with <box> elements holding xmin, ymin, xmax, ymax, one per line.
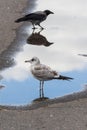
<box><xmin>44</xmin><ymin>10</ymin><xmax>54</xmax><ymax>15</ymax></box>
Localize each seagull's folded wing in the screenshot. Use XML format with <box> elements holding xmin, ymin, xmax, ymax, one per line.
<box><xmin>32</xmin><ymin>64</ymin><xmax>58</xmax><ymax>80</ymax></box>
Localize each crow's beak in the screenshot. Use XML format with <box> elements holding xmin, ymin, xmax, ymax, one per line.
<box><xmin>51</xmin><ymin>11</ymin><xmax>54</xmax><ymax>14</ymax></box>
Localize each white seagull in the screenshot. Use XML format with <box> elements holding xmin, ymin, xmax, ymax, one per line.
<box><xmin>15</xmin><ymin>10</ymin><xmax>54</xmax><ymax>29</ymax></box>
<box><xmin>25</xmin><ymin>57</ymin><xmax>73</xmax><ymax>97</ymax></box>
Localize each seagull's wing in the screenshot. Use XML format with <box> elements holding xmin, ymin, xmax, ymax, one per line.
<box><xmin>32</xmin><ymin>64</ymin><xmax>58</xmax><ymax>80</ymax></box>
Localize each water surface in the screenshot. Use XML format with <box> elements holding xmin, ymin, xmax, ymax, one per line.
<box><xmin>0</xmin><ymin>0</ymin><xmax>87</xmax><ymax>105</ymax></box>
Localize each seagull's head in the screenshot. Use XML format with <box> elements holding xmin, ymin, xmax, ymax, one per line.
<box><xmin>25</xmin><ymin>57</ymin><xmax>40</xmax><ymax>65</ymax></box>
<box><xmin>44</xmin><ymin>10</ymin><xmax>54</xmax><ymax>15</ymax></box>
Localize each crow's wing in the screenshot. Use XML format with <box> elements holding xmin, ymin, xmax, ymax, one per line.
<box><xmin>15</xmin><ymin>11</ymin><xmax>46</xmax><ymax>23</ymax></box>
<box><xmin>24</xmin><ymin>12</ymin><xmax>46</xmax><ymax>21</ymax></box>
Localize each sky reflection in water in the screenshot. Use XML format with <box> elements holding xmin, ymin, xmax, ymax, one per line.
<box><xmin>0</xmin><ymin>0</ymin><xmax>87</xmax><ymax>105</ymax></box>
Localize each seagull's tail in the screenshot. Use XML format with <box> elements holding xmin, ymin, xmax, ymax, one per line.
<box><xmin>54</xmin><ymin>75</ymin><xmax>73</xmax><ymax>81</ymax></box>
<box><xmin>15</xmin><ymin>17</ymin><xmax>26</xmax><ymax>23</ymax></box>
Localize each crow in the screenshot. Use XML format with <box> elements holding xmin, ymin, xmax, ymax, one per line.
<box><xmin>15</xmin><ymin>10</ymin><xmax>54</xmax><ymax>29</ymax></box>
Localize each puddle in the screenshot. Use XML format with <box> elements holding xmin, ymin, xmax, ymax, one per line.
<box><xmin>0</xmin><ymin>0</ymin><xmax>87</xmax><ymax>106</ymax></box>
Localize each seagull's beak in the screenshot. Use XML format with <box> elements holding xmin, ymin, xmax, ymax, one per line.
<box><xmin>25</xmin><ymin>60</ymin><xmax>30</xmax><ymax>63</ymax></box>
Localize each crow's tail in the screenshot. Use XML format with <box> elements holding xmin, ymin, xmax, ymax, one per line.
<box><xmin>15</xmin><ymin>17</ymin><xmax>26</xmax><ymax>23</ymax></box>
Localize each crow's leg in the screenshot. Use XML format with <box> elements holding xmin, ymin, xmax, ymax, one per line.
<box><xmin>32</xmin><ymin>23</ymin><xmax>36</xmax><ymax>30</ymax></box>
<box><xmin>38</xmin><ymin>24</ymin><xmax>44</xmax><ymax>30</ymax></box>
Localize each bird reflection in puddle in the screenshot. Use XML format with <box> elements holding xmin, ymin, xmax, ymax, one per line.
<box><xmin>32</xmin><ymin>87</ymin><xmax>49</xmax><ymax>103</ymax></box>
<box><xmin>33</xmin><ymin>97</ymin><xmax>49</xmax><ymax>103</ymax></box>
<box><xmin>27</xmin><ymin>29</ymin><xmax>54</xmax><ymax>47</ymax></box>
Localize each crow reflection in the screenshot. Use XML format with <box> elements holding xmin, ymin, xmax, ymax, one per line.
<box><xmin>27</xmin><ymin>30</ymin><xmax>53</xmax><ymax>47</ymax></box>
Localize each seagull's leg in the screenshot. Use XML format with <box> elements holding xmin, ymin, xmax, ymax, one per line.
<box><xmin>39</xmin><ymin>81</ymin><xmax>42</xmax><ymax>98</ymax></box>
<box><xmin>42</xmin><ymin>81</ymin><xmax>44</xmax><ymax>98</ymax></box>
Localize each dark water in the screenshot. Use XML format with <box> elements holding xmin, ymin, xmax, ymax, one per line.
<box><xmin>0</xmin><ymin>0</ymin><xmax>87</xmax><ymax>106</ymax></box>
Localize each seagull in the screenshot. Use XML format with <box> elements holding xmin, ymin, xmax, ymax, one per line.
<box><xmin>25</xmin><ymin>57</ymin><xmax>73</xmax><ymax>98</ymax></box>
<box><xmin>15</xmin><ymin>10</ymin><xmax>54</xmax><ymax>29</ymax></box>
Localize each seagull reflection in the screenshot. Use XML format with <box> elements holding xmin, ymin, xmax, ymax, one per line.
<box><xmin>33</xmin><ymin>96</ymin><xmax>49</xmax><ymax>103</ymax></box>
<box><xmin>27</xmin><ymin>30</ymin><xmax>54</xmax><ymax>47</ymax></box>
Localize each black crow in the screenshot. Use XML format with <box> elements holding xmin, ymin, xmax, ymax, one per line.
<box><xmin>15</xmin><ymin>10</ymin><xmax>54</xmax><ymax>29</ymax></box>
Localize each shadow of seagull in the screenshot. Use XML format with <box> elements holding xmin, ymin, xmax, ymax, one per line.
<box><xmin>27</xmin><ymin>30</ymin><xmax>54</xmax><ymax>47</ymax></box>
